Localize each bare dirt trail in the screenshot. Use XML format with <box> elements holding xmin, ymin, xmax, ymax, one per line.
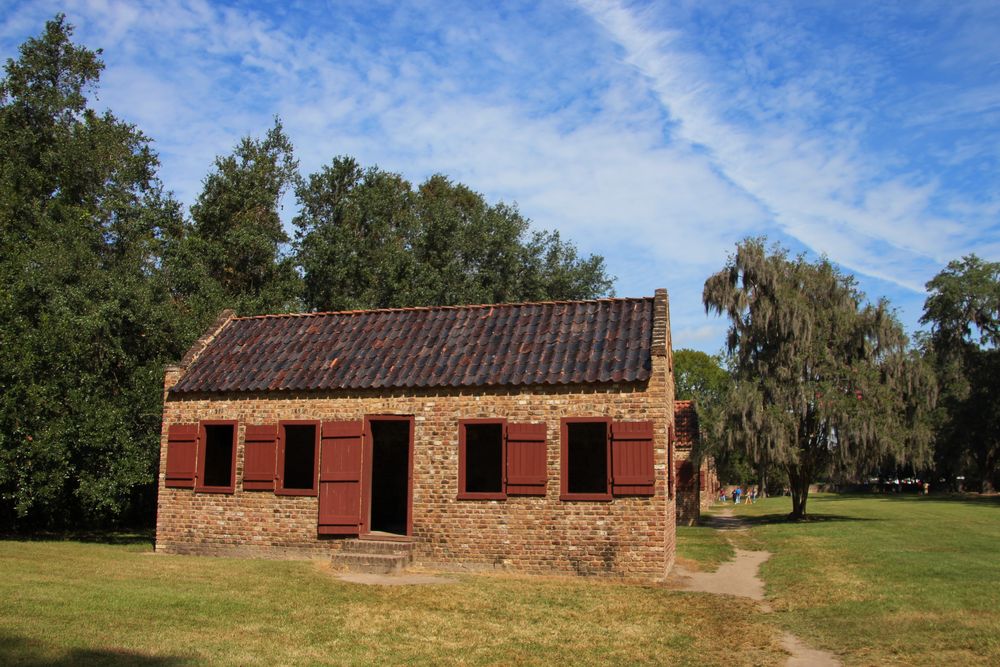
<box><xmin>672</xmin><ymin>508</ymin><xmax>841</xmax><ymax>667</ymax></box>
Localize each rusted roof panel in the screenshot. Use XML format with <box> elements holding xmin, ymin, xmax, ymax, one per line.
<box><xmin>171</xmin><ymin>298</ymin><xmax>654</xmax><ymax>394</ymax></box>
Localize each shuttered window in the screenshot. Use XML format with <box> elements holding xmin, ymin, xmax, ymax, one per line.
<box><xmin>560</xmin><ymin>418</ymin><xmax>658</xmax><ymax>501</ymax></box>
<box><xmin>243</xmin><ymin>424</ymin><xmax>278</xmax><ymax>491</ymax></box>
<box><xmin>277</xmin><ymin>421</ymin><xmax>320</xmax><ymax>496</ymax></box>
<box><xmin>456</xmin><ymin>420</ymin><xmax>549</xmax><ymax>500</ymax></box>
<box><xmin>195</xmin><ymin>420</ymin><xmax>237</xmax><ymax>493</ymax></box>
<box><xmin>165</xmin><ymin>423</ymin><xmax>198</xmax><ymax>488</ymax></box>
<box><xmin>458</xmin><ymin>419</ymin><xmax>506</xmax><ymax>500</ymax></box>
<box><xmin>560</xmin><ymin>418</ymin><xmax>612</xmax><ymax>501</ymax></box>
<box><xmin>611</xmin><ymin>421</ymin><xmax>655</xmax><ymax>497</ymax></box>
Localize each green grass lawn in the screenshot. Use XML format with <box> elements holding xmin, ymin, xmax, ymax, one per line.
<box><xmin>0</xmin><ymin>536</ymin><xmax>782</xmax><ymax>666</ymax></box>
<box><xmin>675</xmin><ymin>525</ymin><xmax>733</xmax><ymax>572</ymax></box>
<box><xmin>721</xmin><ymin>493</ymin><xmax>1000</xmax><ymax>666</ymax></box>
<box><xmin>1</xmin><ymin>494</ymin><xmax>996</xmax><ymax>665</ymax></box>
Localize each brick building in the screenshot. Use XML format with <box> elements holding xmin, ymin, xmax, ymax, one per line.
<box><xmin>674</xmin><ymin>399</ymin><xmax>719</xmax><ymax>525</ymax></box>
<box><xmin>156</xmin><ymin>291</ymin><xmax>677</xmax><ymax>580</ymax></box>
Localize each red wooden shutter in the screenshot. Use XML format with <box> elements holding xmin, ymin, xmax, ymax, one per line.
<box><xmin>244</xmin><ymin>424</ymin><xmax>278</xmax><ymax>491</ymax></box>
<box><xmin>317</xmin><ymin>420</ymin><xmax>364</xmax><ymax>535</ymax></box>
<box><xmin>165</xmin><ymin>423</ymin><xmax>198</xmax><ymax>488</ymax></box>
<box><xmin>506</xmin><ymin>422</ymin><xmax>547</xmax><ymax>496</ymax></box>
<box><xmin>611</xmin><ymin>421</ymin><xmax>655</xmax><ymax>496</ymax></box>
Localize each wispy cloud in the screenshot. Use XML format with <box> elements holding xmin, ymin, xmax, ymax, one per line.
<box><xmin>576</xmin><ymin>0</ymin><xmax>999</xmax><ymax>296</ymax></box>
<box><xmin>2</xmin><ymin>0</ymin><xmax>998</xmax><ymax>351</ymax></box>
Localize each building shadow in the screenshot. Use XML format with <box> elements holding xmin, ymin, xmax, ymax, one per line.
<box><xmin>0</xmin><ymin>633</ymin><xmax>189</xmax><ymax>666</ymax></box>
<box><xmin>0</xmin><ymin>529</ymin><xmax>154</xmax><ymax>546</ymax></box>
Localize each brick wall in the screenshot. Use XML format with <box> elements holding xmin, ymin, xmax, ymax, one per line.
<box><xmin>156</xmin><ymin>354</ymin><xmax>675</xmax><ymax>580</ymax></box>
<box><xmin>674</xmin><ymin>400</ymin><xmax>701</xmax><ymax>525</ymax></box>
<box><xmin>700</xmin><ymin>458</ymin><xmax>720</xmax><ymax>510</ymax></box>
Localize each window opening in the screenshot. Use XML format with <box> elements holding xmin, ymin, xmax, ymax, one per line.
<box><xmin>200</xmin><ymin>424</ymin><xmax>234</xmax><ymax>490</ymax></box>
<box><xmin>283</xmin><ymin>425</ymin><xmax>317</xmax><ymax>490</ymax></box>
<box><xmin>567</xmin><ymin>421</ymin><xmax>608</xmax><ymax>495</ymax></box>
<box><xmin>464</xmin><ymin>423</ymin><xmax>503</xmax><ymax>494</ymax></box>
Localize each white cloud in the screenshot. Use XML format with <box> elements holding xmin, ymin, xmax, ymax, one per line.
<box><xmin>576</xmin><ymin>0</ymin><xmax>997</xmax><ymax>294</ymax></box>
<box><xmin>4</xmin><ymin>0</ymin><xmax>998</xmax><ymax>352</ymax></box>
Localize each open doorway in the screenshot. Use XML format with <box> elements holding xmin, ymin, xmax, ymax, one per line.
<box><xmin>367</xmin><ymin>417</ymin><xmax>412</xmax><ymax>536</ymax></box>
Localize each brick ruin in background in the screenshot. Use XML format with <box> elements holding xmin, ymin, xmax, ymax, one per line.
<box><xmin>674</xmin><ymin>400</ymin><xmax>719</xmax><ymax>525</ymax></box>
<box><xmin>155</xmin><ymin>291</ymin><xmax>678</xmax><ymax>581</ymax></box>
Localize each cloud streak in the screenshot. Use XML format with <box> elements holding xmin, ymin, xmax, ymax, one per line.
<box><xmin>577</xmin><ymin>0</ymin><xmax>998</xmax><ymax>296</ymax></box>
<box><xmin>2</xmin><ymin>0</ymin><xmax>998</xmax><ymax>351</ymax></box>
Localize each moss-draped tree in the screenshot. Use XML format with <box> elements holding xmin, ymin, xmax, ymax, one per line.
<box><xmin>703</xmin><ymin>239</ymin><xmax>934</xmax><ymax>518</ymax></box>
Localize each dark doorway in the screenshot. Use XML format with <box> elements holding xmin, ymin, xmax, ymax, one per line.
<box><xmin>369</xmin><ymin>419</ymin><xmax>410</xmax><ymax>535</ymax></box>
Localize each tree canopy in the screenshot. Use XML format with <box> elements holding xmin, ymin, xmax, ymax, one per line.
<box><xmin>920</xmin><ymin>255</ymin><xmax>1000</xmax><ymax>491</ymax></box>
<box><xmin>294</xmin><ymin>158</ymin><xmax>613</xmax><ymax>311</ymax></box>
<box><xmin>673</xmin><ymin>349</ymin><xmax>730</xmax><ymax>403</ymax></box>
<box><xmin>0</xmin><ymin>16</ymin><xmax>189</xmax><ymax>527</ymax></box>
<box><xmin>703</xmin><ymin>239</ymin><xmax>934</xmax><ymax>517</ymax></box>
<box><xmin>182</xmin><ymin>118</ymin><xmax>303</xmax><ymax>316</ymax></box>
<box><xmin>0</xmin><ymin>17</ymin><xmax>615</xmax><ymax>529</ymax></box>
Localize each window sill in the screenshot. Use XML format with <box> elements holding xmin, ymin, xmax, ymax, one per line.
<box><xmin>243</xmin><ymin>481</ymin><xmax>275</xmax><ymax>491</ymax></box>
<box><xmin>560</xmin><ymin>493</ymin><xmax>612</xmax><ymax>502</ymax></box>
<box><xmin>194</xmin><ymin>485</ymin><xmax>235</xmax><ymax>494</ymax></box>
<box><xmin>275</xmin><ymin>487</ymin><xmax>318</xmax><ymax>497</ymax></box>
<box><xmin>457</xmin><ymin>492</ymin><xmax>506</xmax><ymax>501</ymax></box>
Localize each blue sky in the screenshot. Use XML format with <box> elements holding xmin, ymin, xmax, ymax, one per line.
<box><xmin>3</xmin><ymin>1</ymin><xmax>998</xmax><ymax>353</ymax></box>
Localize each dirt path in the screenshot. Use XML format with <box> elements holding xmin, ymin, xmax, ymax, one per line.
<box><xmin>673</xmin><ymin>508</ymin><xmax>841</xmax><ymax>667</ymax></box>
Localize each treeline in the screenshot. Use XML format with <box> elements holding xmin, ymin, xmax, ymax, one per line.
<box><xmin>0</xmin><ymin>17</ymin><xmax>613</xmax><ymax>529</ymax></box>
<box><xmin>677</xmin><ymin>242</ymin><xmax>1000</xmax><ymax>516</ymax></box>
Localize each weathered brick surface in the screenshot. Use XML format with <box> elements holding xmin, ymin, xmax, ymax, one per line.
<box><xmin>157</xmin><ymin>293</ymin><xmax>677</xmax><ymax>581</ymax></box>
<box><xmin>156</xmin><ymin>354</ymin><xmax>675</xmax><ymax>580</ymax></box>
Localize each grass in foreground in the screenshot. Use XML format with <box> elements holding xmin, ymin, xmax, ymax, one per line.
<box><xmin>726</xmin><ymin>493</ymin><xmax>1000</xmax><ymax>666</ymax></box>
<box><xmin>675</xmin><ymin>524</ymin><xmax>733</xmax><ymax>572</ymax></box>
<box><xmin>0</xmin><ymin>537</ymin><xmax>783</xmax><ymax>666</ymax></box>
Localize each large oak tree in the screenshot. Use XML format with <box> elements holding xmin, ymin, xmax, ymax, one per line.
<box><xmin>0</xmin><ymin>16</ymin><xmax>189</xmax><ymax>527</ymax></box>
<box><xmin>703</xmin><ymin>239</ymin><xmax>934</xmax><ymax>518</ymax></box>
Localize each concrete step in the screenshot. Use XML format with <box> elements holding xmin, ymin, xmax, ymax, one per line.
<box><xmin>340</xmin><ymin>538</ymin><xmax>414</xmax><ymax>555</ymax></box>
<box><xmin>331</xmin><ymin>551</ymin><xmax>411</xmax><ymax>575</ymax></box>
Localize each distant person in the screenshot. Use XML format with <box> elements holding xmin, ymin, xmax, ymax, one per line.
<box><xmin>923</xmin><ymin>481</ymin><xmax>930</xmax><ymax>495</ymax></box>
<box><xmin>734</xmin><ymin>486</ymin><xmax>743</xmax><ymax>504</ymax></box>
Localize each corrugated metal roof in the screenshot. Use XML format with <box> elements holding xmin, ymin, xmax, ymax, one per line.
<box><xmin>171</xmin><ymin>298</ymin><xmax>655</xmax><ymax>394</ymax></box>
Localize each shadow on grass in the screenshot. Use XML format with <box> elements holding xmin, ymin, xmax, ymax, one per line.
<box><xmin>0</xmin><ymin>529</ymin><xmax>154</xmax><ymax>546</ymax></box>
<box><xmin>874</xmin><ymin>492</ymin><xmax>1000</xmax><ymax>508</ymax></box>
<box><xmin>810</xmin><ymin>492</ymin><xmax>1000</xmax><ymax>508</ymax></box>
<box><xmin>701</xmin><ymin>512</ymin><xmax>876</xmax><ymax>529</ymax></box>
<box><xmin>0</xmin><ymin>633</ymin><xmax>189</xmax><ymax>666</ymax></box>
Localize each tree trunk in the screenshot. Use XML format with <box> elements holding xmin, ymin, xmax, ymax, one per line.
<box><xmin>787</xmin><ymin>465</ymin><xmax>812</xmax><ymax>519</ymax></box>
<box><xmin>758</xmin><ymin>459</ymin><xmax>768</xmax><ymax>498</ymax></box>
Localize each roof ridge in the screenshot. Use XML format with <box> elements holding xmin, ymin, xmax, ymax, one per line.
<box><xmin>231</xmin><ymin>296</ymin><xmax>654</xmax><ymax>321</ymax></box>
